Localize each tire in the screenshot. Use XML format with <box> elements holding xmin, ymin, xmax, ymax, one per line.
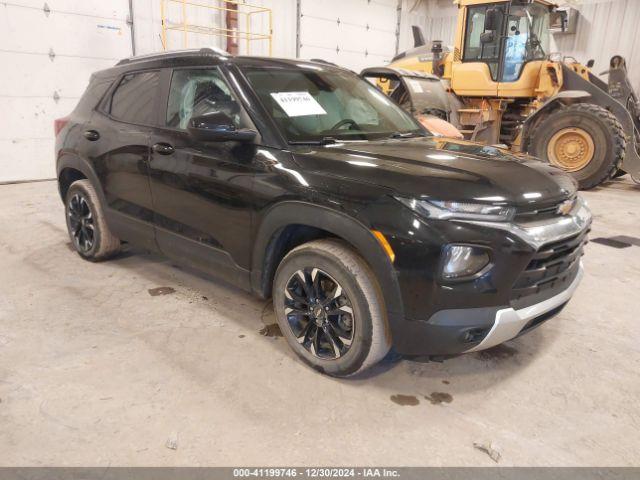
<box><xmin>65</xmin><ymin>179</ymin><xmax>121</xmax><ymax>261</ymax></box>
<box><xmin>272</xmin><ymin>239</ymin><xmax>391</xmax><ymax>377</ymax></box>
<box><xmin>528</xmin><ymin>103</ymin><xmax>626</xmax><ymax>190</ymax></box>
<box><xmin>612</xmin><ymin>169</ymin><xmax>627</xmax><ymax>179</ymax></box>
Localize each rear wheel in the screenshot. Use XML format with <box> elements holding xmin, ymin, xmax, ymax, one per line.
<box><xmin>273</xmin><ymin>239</ymin><xmax>390</xmax><ymax>377</ymax></box>
<box><xmin>65</xmin><ymin>179</ymin><xmax>121</xmax><ymax>261</ymax></box>
<box><xmin>529</xmin><ymin>103</ymin><xmax>626</xmax><ymax>189</ymax></box>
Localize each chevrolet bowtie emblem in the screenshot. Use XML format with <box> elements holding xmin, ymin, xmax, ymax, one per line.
<box><xmin>557</xmin><ymin>198</ymin><xmax>575</xmax><ymax>216</ymax></box>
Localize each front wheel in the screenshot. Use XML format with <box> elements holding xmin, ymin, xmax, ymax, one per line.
<box><xmin>273</xmin><ymin>239</ymin><xmax>391</xmax><ymax>377</ymax></box>
<box><xmin>528</xmin><ymin>103</ymin><xmax>626</xmax><ymax>189</ymax></box>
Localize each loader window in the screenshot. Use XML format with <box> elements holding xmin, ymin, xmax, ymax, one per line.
<box><xmin>463</xmin><ymin>4</ymin><xmax>505</xmax><ymax>81</ymax></box>
<box><xmin>502</xmin><ymin>3</ymin><xmax>550</xmax><ymax>81</ymax></box>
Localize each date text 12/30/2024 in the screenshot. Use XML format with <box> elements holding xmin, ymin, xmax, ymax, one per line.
<box><xmin>233</xmin><ymin>468</ymin><xmax>400</xmax><ymax>478</ymax></box>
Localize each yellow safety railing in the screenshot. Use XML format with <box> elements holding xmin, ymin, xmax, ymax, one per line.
<box><xmin>160</xmin><ymin>0</ymin><xmax>272</xmax><ymax>55</ymax></box>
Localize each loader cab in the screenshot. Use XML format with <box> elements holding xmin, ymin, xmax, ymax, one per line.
<box><xmin>452</xmin><ymin>0</ymin><xmax>553</xmax><ymax>97</ymax></box>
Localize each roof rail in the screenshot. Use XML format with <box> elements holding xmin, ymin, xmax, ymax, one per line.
<box><xmin>310</xmin><ymin>58</ymin><xmax>340</xmax><ymax>67</ymax></box>
<box><xmin>116</xmin><ymin>47</ymin><xmax>229</xmax><ymax>66</ymax></box>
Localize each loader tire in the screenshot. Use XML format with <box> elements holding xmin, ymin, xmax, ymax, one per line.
<box><xmin>528</xmin><ymin>103</ymin><xmax>626</xmax><ymax>190</ymax></box>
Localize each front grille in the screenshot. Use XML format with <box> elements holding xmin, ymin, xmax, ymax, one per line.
<box><xmin>518</xmin><ymin>302</ymin><xmax>568</xmax><ymax>335</ymax></box>
<box><xmin>511</xmin><ymin>228</ymin><xmax>589</xmax><ymax>306</ymax></box>
<box><xmin>515</xmin><ymin>196</ymin><xmax>578</xmax><ymax>221</ymax></box>
<box><xmin>515</xmin><ymin>204</ymin><xmax>561</xmax><ymax>221</ymax></box>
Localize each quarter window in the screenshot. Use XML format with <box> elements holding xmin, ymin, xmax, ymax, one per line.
<box><xmin>166</xmin><ymin>69</ymin><xmax>246</xmax><ymax>130</ymax></box>
<box><xmin>109</xmin><ymin>71</ymin><xmax>160</xmax><ymax>125</ymax></box>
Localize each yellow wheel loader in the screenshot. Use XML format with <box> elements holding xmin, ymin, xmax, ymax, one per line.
<box><xmin>388</xmin><ymin>0</ymin><xmax>640</xmax><ymax>189</ymax></box>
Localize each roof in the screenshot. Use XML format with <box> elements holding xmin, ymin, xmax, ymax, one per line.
<box><xmin>104</xmin><ymin>48</ymin><xmax>348</xmax><ymax>75</ymax></box>
<box><xmin>115</xmin><ymin>47</ymin><xmax>229</xmax><ymax>66</ymax></box>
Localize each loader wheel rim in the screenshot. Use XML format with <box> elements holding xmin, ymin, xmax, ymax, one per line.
<box><xmin>547</xmin><ymin>127</ymin><xmax>595</xmax><ymax>172</ymax></box>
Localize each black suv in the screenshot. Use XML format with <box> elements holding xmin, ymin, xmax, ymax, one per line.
<box><xmin>55</xmin><ymin>49</ymin><xmax>591</xmax><ymax>376</ymax></box>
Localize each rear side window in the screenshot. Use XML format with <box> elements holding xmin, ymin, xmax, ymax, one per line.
<box><xmin>109</xmin><ymin>71</ymin><xmax>160</xmax><ymax>125</ymax></box>
<box><xmin>74</xmin><ymin>76</ymin><xmax>114</xmax><ymax>117</ymax></box>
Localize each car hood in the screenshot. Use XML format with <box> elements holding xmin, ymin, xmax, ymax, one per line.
<box><xmin>291</xmin><ymin>137</ymin><xmax>577</xmax><ymax>209</ymax></box>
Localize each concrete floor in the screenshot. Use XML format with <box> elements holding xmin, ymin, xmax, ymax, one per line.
<box><xmin>0</xmin><ymin>178</ymin><xmax>639</xmax><ymax>467</ymax></box>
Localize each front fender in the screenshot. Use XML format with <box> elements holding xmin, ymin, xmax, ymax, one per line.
<box><xmin>251</xmin><ymin>200</ymin><xmax>406</xmax><ymax>343</ymax></box>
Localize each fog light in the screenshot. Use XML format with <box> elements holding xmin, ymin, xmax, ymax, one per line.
<box><xmin>442</xmin><ymin>245</ymin><xmax>490</xmax><ymax>280</ymax></box>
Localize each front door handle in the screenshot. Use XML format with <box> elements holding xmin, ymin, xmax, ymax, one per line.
<box><xmin>83</xmin><ymin>130</ymin><xmax>100</xmax><ymax>141</ymax></box>
<box><xmin>152</xmin><ymin>143</ymin><xmax>174</xmax><ymax>155</ymax></box>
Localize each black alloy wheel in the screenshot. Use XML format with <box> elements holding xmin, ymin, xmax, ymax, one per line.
<box><xmin>67</xmin><ymin>193</ymin><xmax>95</xmax><ymax>253</ymax></box>
<box><xmin>283</xmin><ymin>267</ymin><xmax>355</xmax><ymax>359</ymax></box>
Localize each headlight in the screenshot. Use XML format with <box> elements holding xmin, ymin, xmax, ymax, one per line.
<box><xmin>441</xmin><ymin>245</ymin><xmax>491</xmax><ymax>280</ymax></box>
<box><xmin>395</xmin><ymin>197</ymin><xmax>515</xmax><ymax>221</ymax></box>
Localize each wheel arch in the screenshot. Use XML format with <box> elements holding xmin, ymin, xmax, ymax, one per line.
<box><xmin>251</xmin><ymin>201</ymin><xmax>405</xmax><ymax>333</ymax></box>
<box><xmin>56</xmin><ymin>154</ymin><xmax>105</xmax><ymax>204</ymax></box>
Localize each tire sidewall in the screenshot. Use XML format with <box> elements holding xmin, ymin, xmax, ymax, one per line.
<box><xmin>65</xmin><ymin>181</ymin><xmax>103</xmax><ymax>260</ymax></box>
<box><xmin>531</xmin><ymin>107</ymin><xmax>614</xmax><ymax>185</ymax></box>
<box><xmin>273</xmin><ymin>248</ymin><xmax>375</xmax><ymax>377</ymax></box>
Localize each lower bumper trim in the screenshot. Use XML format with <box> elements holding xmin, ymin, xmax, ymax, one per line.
<box><xmin>465</xmin><ymin>262</ymin><xmax>584</xmax><ymax>352</ymax></box>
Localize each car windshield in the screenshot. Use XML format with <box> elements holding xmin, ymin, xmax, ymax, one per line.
<box><xmin>241</xmin><ymin>66</ymin><xmax>424</xmax><ymax>143</ymax></box>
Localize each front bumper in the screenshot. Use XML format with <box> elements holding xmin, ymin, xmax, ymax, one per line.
<box><xmin>377</xmin><ymin>196</ymin><xmax>591</xmax><ymax>357</ymax></box>
<box><xmin>465</xmin><ymin>262</ymin><xmax>583</xmax><ymax>352</ymax></box>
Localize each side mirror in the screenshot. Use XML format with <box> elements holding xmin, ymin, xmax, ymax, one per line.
<box><xmin>484</xmin><ymin>8</ymin><xmax>499</xmax><ymax>32</ymax></box>
<box><xmin>480</xmin><ymin>31</ymin><xmax>495</xmax><ymax>44</ymax></box>
<box><xmin>187</xmin><ymin>111</ymin><xmax>256</xmax><ymax>142</ymax></box>
<box><xmin>586</xmin><ymin>59</ymin><xmax>595</xmax><ymax>69</ymax></box>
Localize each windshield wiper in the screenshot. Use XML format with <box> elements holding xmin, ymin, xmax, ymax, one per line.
<box><xmin>289</xmin><ymin>137</ymin><xmax>338</xmax><ymax>146</ymax></box>
<box><xmin>389</xmin><ymin>131</ymin><xmax>426</xmax><ymax>139</ymax></box>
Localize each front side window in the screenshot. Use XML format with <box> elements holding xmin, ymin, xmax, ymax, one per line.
<box><xmin>241</xmin><ymin>67</ymin><xmax>422</xmax><ymax>143</ymax></box>
<box><xmin>109</xmin><ymin>71</ymin><xmax>160</xmax><ymax>125</ymax></box>
<box><xmin>166</xmin><ymin>68</ymin><xmax>247</xmax><ymax>130</ymax></box>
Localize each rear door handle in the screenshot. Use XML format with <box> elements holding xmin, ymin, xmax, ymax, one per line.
<box><xmin>152</xmin><ymin>143</ymin><xmax>174</xmax><ymax>155</ymax></box>
<box><xmin>83</xmin><ymin>130</ymin><xmax>100</xmax><ymax>141</ymax></box>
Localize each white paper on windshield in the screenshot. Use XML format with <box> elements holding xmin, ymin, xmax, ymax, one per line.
<box><xmin>270</xmin><ymin>91</ymin><xmax>327</xmax><ymax>117</ymax></box>
<box><xmin>406</xmin><ymin>79</ymin><xmax>424</xmax><ymax>93</ymax></box>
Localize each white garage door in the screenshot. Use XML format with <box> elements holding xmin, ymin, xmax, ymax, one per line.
<box><xmin>298</xmin><ymin>0</ymin><xmax>399</xmax><ymax>73</ymax></box>
<box><xmin>0</xmin><ymin>0</ymin><xmax>133</xmax><ymax>182</ymax></box>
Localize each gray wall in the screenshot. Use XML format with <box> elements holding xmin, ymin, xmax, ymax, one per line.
<box><xmin>416</xmin><ymin>0</ymin><xmax>640</xmax><ymax>93</ymax></box>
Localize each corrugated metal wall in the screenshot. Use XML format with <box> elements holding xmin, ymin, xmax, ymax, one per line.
<box><xmin>400</xmin><ymin>0</ymin><xmax>457</xmax><ymax>50</ymax></box>
<box><xmin>415</xmin><ymin>0</ymin><xmax>640</xmax><ymax>93</ymax></box>
<box><xmin>553</xmin><ymin>0</ymin><xmax>640</xmax><ymax>92</ymax></box>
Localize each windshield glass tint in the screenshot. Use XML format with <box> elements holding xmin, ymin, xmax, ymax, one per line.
<box><xmin>242</xmin><ymin>67</ymin><xmax>422</xmax><ymax>142</ymax></box>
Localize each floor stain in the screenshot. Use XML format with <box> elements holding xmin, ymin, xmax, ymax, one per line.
<box><xmin>259</xmin><ymin>324</ymin><xmax>282</xmax><ymax>337</ymax></box>
<box><xmin>425</xmin><ymin>392</ymin><xmax>453</xmax><ymax>405</ymax></box>
<box><xmin>390</xmin><ymin>394</ymin><xmax>420</xmax><ymax>406</ymax></box>
<box><xmin>442</xmin><ymin>380</ymin><xmax>450</xmax><ymax>385</ymax></box>
<box><xmin>238</xmin><ymin>334</ymin><xmax>246</xmax><ymax>338</ymax></box>
<box><xmin>148</xmin><ymin>287</ymin><xmax>176</xmax><ymax>296</ymax></box>
<box><xmin>591</xmin><ymin>237</ymin><xmax>632</xmax><ymax>249</ymax></box>
<box><xmin>260</xmin><ymin>300</ymin><xmax>276</xmax><ymax>325</ymax></box>
<box><xmin>477</xmin><ymin>344</ymin><xmax>518</xmax><ymax>361</ymax></box>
